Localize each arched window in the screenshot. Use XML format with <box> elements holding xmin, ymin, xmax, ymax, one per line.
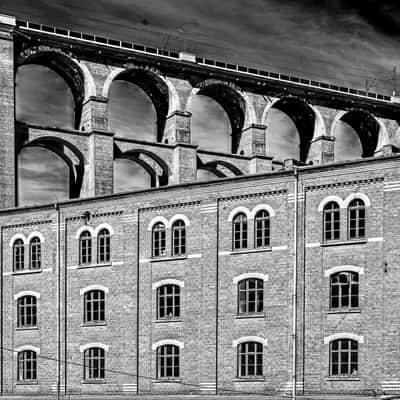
<box><xmin>348</xmin><ymin>199</ymin><xmax>366</xmax><ymax>239</ymax></box>
<box><xmin>172</xmin><ymin>220</ymin><xmax>186</xmax><ymax>256</ymax></box>
<box><xmin>17</xmin><ymin>296</ymin><xmax>37</xmax><ymax>328</ymax></box>
<box><xmin>84</xmin><ymin>290</ymin><xmax>105</xmax><ymax>324</ymax></box>
<box><xmin>254</xmin><ymin>210</ymin><xmax>270</xmax><ymax>248</ymax></box>
<box><xmin>152</xmin><ymin>223</ymin><xmax>166</xmax><ymax>257</ymax></box>
<box><xmin>233</xmin><ymin>213</ymin><xmax>248</xmax><ymax>250</ymax></box>
<box><xmin>29</xmin><ymin>237</ymin><xmax>41</xmax><ymax>270</ymax></box>
<box><xmin>157</xmin><ymin>344</ymin><xmax>180</xmax><ymax>379</ymax></box>
<box><xmin>17</xmin><ymin>350</ymin><xmax>37</xmax><ymax>382</ymax></box>
<box><xmin>84</xmin><ymin>347</ymin><xmax>105</xmax><ymax>380</ymax></box>
<box><xmin>79</xmin><ymin>231</ymin><xmax>92</xmax><ymax>265</ymax></box>
<box><xmin>97</xmin><ymin>229</ymin><xmax>111</xmax><ymax>263</ymax></box>
<box><xmin>157</xmin><ymin>285</ymin><xmax>180</xmax><ymax>319</ymax></box>
<box><xmin>13</xmin><ymin>239</ymin><xmax>25</xmax><ymax>271</ymax></box>
<box><xmin>323</xmin><ymin>202</ymin><xmax>340</xmax><ymax>241</ymax></box>
<box><xmin>330</xmin><ymin>339</ymin><xmax>358</xmax><ymax>377</ymax></box>
<box><xmin>238</xmin><ymin>278</ymin><xmax>263</xmax><ymax>314</ymax></box>
<box><xmin>237</xmin><ymin>342</ymin><xmax>263</xmax><ymax>378</ymax></box>
<box><xmin>330</xmin><ymin>272</ymin><xmax>359</xmax><ymax>309</ymax></box>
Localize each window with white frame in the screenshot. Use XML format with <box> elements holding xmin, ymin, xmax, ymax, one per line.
<box><xmin>323</xmin><ymin>202</ymin><xmax>340</xmax><ymax>241</ymax></box>
<box><xmin>330</xmin><ymin>339</ymin><xmax>358</xmax><ymax>377</ymax></box>
<box><xmin>237</xmin><ymin>341</ymin><xmax>263</xmax><ymax>378</ymax></box>
<box><xmin>172</xmin><ymin>220</ymin><xmax>186</xmax><ymax>256</ymax></box>
<box><xmin>13</xmin><ymin>239</ymin><xmax>25</xmax><ymax>271</ymax></box>
<box><xmin>84</xmin><ymin>347</ymin><xmax>105</xmax><ymax>380</ymax></box>
<box><xmin>330</xmin><ymin>272</ymin><xmax>359</xmax><ymax>309</ymax></box>
<box><xmin>254</xmin><ymin>210</ymin><xmax>270</xmax><ymax>247</ymax></box>
<box><xmin>97</xmin><ymin>228</ymin><xmax>111</xmax><ymax>263</ymax></box>
<box><xmin>29</xmin><ymin>237</ymin><xmax>41</xmax><ymax>270</ymax></box>
<box><xmin>152</xmin><ymin>222</ymin><xmax>166</xmax><ymax>257</ymax></box>
<box><xmin>348</xmin><ymin>199</ymin><xmax>366</xmax><ymax>239</ymax></box>
<box><xmin>17</xmin><ymin>350</ymin><xmax>37</xmax><ymax>382</ymax></box>
<box><xmin>157</xmin><ymin>284</ymin><xmax>180</xmax><ymax>319</ymax></box>
<box><xmin>79</xmin><ymin>230</ymin><xmax>92</xmax><ymax>265</ymax></box>
<box><xmin>233</xmin><ymin>213</ymin><xmax>248</xmax><ymax>250</ymax></box>
<box><xmin>17</xmin><ymin>295</ymin><xmax>37</xmax><ymax>328</ymax></box>
<box><xmin>157</xmin><ymin>344</ymin><xmax>180</xmax><ymax>379</ymax></box>
<box><xmin>84</xmin><ymin>290</ymin><xmax>105</xmax><ymax>324</ymax></box>
<box><xmin>238</xmin><ymin>278</ymin><xmax>263</xmax><ymax>314</ymax></box>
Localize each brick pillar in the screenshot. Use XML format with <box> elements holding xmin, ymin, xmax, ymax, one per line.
<box><xmin>0</xmin><ymin>15</ymin><xmax>16</xmax><ymax>208</ymax></box>
<box><xmin>79</xmin><ymin>96</ymin><xmax>108</xmax><ymax>132</ymax></box>
<box><xmin>249</xmin><ymin>155</ymin><xmax>273</xmax><ymax>174</ymax></box>
<box><xmin>163</xmin><ymin>111</ymin><xmax>191</xmax><ymax>145</ymax></box>
<box><xmin>81</xmin><ymin>131</ymin><xmax>114</xmax><ymax>197</ymax></box>
<box><xmin>237</xmin><ymin>124</ymin><xmax>266</xmax><ymax>156</ymax></box>
<box><xmin>307</xmin><ymin>136</ymin><xmax>335</xmax><ymax>165</ymax></box>
<box><xmin>170</xmin><ymin>144</ymin><xmax>197</xmax><ymax>184</ymax></box>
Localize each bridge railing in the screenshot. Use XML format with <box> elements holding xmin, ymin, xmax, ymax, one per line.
<box><xmin>16</xmin><ymin>19</ymin><xmax>392</xmax><ymax>103</ymax></box>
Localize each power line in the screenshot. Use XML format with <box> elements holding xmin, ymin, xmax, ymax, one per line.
<box><xmin>1</xmin><ymin>345</ymin><xmax>285</xmax><ymax>397</ymax></box>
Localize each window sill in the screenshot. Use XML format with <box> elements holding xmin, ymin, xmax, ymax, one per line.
<box><xmin>233</xmin><ymin>377</ymin><xmax>265</xmax><ymax>382</ymax></box>
<box><xmin>81</xmin><ymin>379</ymin><xmax>106</xmax><ymax>384</ymax></box>
<box><xmin>78</xmin><ymin>262</ymin><xmax>112</xmax><ymax>269</ymax></box>
<box><xmin>154</xmin><ymin>379</ymin><xmax>181</xmax><ymax>383</ymax></box>
<box><xmin>150</xmin><ymin>256</ymin><xmax>187</xmax><ymax>263</ymax></box>
<box><xmin>16</xmin><ymin>380</ymin><xmax>38</xmax><ymax>385</ymax></box>
<box><xmin>16</xmin><ymin>326</ymin><xmax>38</xmax><ymax>331</ymax></box>
<box><xmin>326</xmin><ymin>377</ymin><xmax>360</xmax><ymax>381</ymax></box>
<box><xmin>231</xmin><ymin>247</ymin><xmax>272</xmax><ymax>255</ymax></box>
<box><xmin>155</xmin><ymin>318</ymin><xmax>182</xmax><ymax>324</ymax></box>
<box><xmin>82</xmin><ymin>322</ymin><xmax>107</xmax><ymax>327</ymax></box>
<box><xmin>321</xmin><ymin>239</ymin><xmax>367</xmax><ymax>247</ymax></box>
<box><xmin>235</xmin><ymin>313</ymin><xmax>265</xmax><ymax>319</ymax></box>
<box><xmin>327</xmin><ymin>309</ymin><xmax>360</xmax><ymax>314</ymax></box>
<box><xmin>13</xmin><ymin>269</ymin><xmax>42</xmax><ymax>276</ymax></box>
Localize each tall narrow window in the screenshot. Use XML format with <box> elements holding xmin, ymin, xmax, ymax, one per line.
<box><xmin>330</xmin><ymin>339</ymin><xmax>358</xmax><ymax>377</ymax></box>
<box><xmin>157</xmin><ymin>284</ymin><xmax>180</xmax><ymax>319</ymax></box>
<box><xmin>17</xmin><ymin>296</ymin><xmax>37</xmax><ymax>328</ymax></box>
<box><xmin>172</xmin><ymin>220</ymin><xmax>186</xmax><ymax>256</ymax></box>
<box><xmin>13</xmin><ymin>239</ymin><xmax>25</xmax><ymax>272</ymax></box>
<box><xmin>238</xmin><ymin>278</ymin><xmax>263</xmax><ymax>314</ymax></box>
<box><xmin>330</xmin><ymin>272</ymin><xmax>359</xmax><ymax>309</ymax></box>
<box><xmin>79</xmin><ymin>231</ymin><xmax>92</xmax><ymax>265</ymax></box>
<box><xmin>84</xmin><ymin>290</ymin><xmax>105</xmax><ymax>324</ymax></box>
<box><xmin>233</xmin><ymin>213</ymin><xmax>248</xmax><ymax>250</ymax></box>
<box><xmin>97</xmin><ymin>229</ymin><xmax>111</xmax><ymax>263</ymax></box>
<box><xmin>157</xmin><ymin>345</ymin><xmax>179</xmax><ymax>379</ymax></box>
<box><xmin>323</xmin><ymin>202</ymin><xmax>340</xmax><ymax>241</ymax></box>
<box><xmin>17</xmin><ymin>350</ymin><xmax>37</xmax><ymax>382</ymax></box>
<box><xmin>84</xmin><ymin>347</ymin><xmax>105</xmax><ymax>380</ymax></box>
<box><xmin>254</xmin><ymin>210</ymin><xmax>270</xmax><ymax>248</ymax></box>
<box><xmin>29</xmin><ymin>237</ymin><xmax>41</xmax><ymax>270</ymax></box>
<box><xmin>348</xmin><ymin>199</ymin><xmax>366</xmax><ymax>239</ymax></box>
<box><xmin>237</xmin><ymin>342</ymin><xmax>263</xmax><ymax>378</ymax></box>
<box><xmin>152</xmin><ymin>223</ymin><xmax>166</xmax><ymax>257</ymax></box>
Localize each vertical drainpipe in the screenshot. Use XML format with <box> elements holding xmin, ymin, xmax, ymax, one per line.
<box><xmin>136</xmin><ymin>209</ymin><xmax>140</xmax><ymax>395</ymax></box>
<box><xmin>0</xmin><ymin>226</ymin><xmax>3</xmax><ymax>396</ymax></box>
<box><xmin>55</xmin><ymin>203</ymin><xmax>61</xmax><ymax>400</ymax></box>
<box><xmin>292</xmin><ymin>168</ymin><xmax>299</xmax><ymax>400</ymax></box>
<box><xmin>215</xmin><ymin>199</ymin><xmax>219</xmax><ymax>395</ymax></box>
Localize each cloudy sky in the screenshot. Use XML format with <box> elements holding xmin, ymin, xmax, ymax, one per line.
<box><xmin>3</xmin><ymin>0</ymin><xmax>400</xmax><ymax>205</ymax></box>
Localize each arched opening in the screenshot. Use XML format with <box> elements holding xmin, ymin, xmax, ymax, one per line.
<box><xmin>196</xmin><ymin>168</ymin><xmax>221</xmax><ymax>182</ymax></box>
<box><xmin>189</xmin><ymin>95</ymin><xmax>231</xmax><ymax>153</ymax></box>
<box><xmin>265</xmin><ymin>97</ymin><xmax>315</xmax><ymax>162</ymax></box>
<box><xmin>333</xmin><ymin>110</ymin><xmax>379</xmax><ymax>161</ymax></box>
<box><xmin>189</xmin><ymin>83</ymin><xmax>246</xmax><ymax>154</ymax></box>
<box><xmin>113</xmin><ymin>159</ymin><xmax>152</xmax><ymax>192</ymax></box>
<box><xmin>108</xmin><ymin>81</ymin><xmax>158</xmax><ymax>141</ymax></box>
<box><xmin>17</xmin><ymin>49</ymin><xmax>86</xmax><ymax>130</ymax></box>
<box><xmin>196</xmin><ymin>158</ymin><xmax>242</xmax><ymax>181</ymax></box>
<box><xmin>17</xmin><ymin>137</ymin><xmax>84</xmax><ymax>205</ymax></box>
<box><xmin>107</xmin><ymin>69</ymin><xmax>169</xmax><ymax>142</ymax></box>
<box><xmin>18</xmin><ymin>147</ymin><xmax>69</xmax><ymax>206</ymax></box>
<box><xmin>114</xmin><ymin>146</ymin><xmax>169</xmax><ymax>192</ymax></box>
<box><xmin>16</xmin><ymin>65</ymin><xmax>75</xmax><ymax>129</ymax></box>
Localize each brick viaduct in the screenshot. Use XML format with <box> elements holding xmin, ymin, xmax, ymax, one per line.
<box><xmin>1</xmin><ymin>14</ymin><xmax>400</xmax><ymax>208</ymax></box>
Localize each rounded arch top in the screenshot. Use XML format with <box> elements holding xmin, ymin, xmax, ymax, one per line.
<box><xmin>323</xmin><ymin>333</ymin><xmax>364</xmax><ymax>344</ymax></box>
<box><xmin>343</xmin><ymin>193</ymin><xmax>371</xmax><ymax>208</ymax></box>
<box><xmin>232</xmin><ymin>336</ymin><xmax>268</xmax><ymax>348</ymax></box>
<box><xmin>152</xmin><ymin>339</ymin><xmax>184</xmax><ymax>350</ymax></box>
<box><xmin>317</xmin><ymin>195</ymin><xmax>345</xmax><ymax>212</ymax></box>
<box><xmin>227</xmin><ymin>206</ymin><xmax>251</xmax><ymax>221</ymax></box>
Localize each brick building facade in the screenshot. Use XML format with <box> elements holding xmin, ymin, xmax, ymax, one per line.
<box><xmin>1</xmin><ymin>13</ymin><xmax>400</xmax><ymax>399</ymax></box>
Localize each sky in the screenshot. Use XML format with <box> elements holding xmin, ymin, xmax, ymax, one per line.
<box><xmin>3</xmin><ymin>0</ymin><xmax>400</xmax><ymax>205</ymax></box>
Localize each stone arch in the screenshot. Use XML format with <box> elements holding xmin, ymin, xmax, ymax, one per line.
<box><xmin>186</xmin><ymin>80</ymin><xmax>256</xmax><ymax>153</ymax></box>
<box><xmin>331</xmin><ymin>110</ymin><xmax>381</xmax><ymax>157</ymax></box>
<box><xmin>114</xmin><ymin>145</ymin><xmax>169</xmax><ymax>187</ymax></box>
<box><xmin>262</xmin><ymin>96</ymin><xmax>319</xmax><ymax>162</ymax></box>
<box><xmin>103</xmin><ymin>66</ymin><xmax>172</xmax><ymax>142</ymax></box>
<box><xmin>18</xmin><ymin>136</ymin><xmax>85</xmax><ymax>200</ymax></box>
<box><xmin>197</xmin><ymin>157</ymin><xmax>243</xmax><ymax>179</ymax></box>
<box><xmin>17</xmin><ymin>46</ymin><xmax>94</xmax><ymax>129</ymax></box>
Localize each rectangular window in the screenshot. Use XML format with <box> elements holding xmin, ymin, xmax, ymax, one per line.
<box><xmin>17</xmin><ymin>351</ymin><xmax>37</xmax><ymax>381</ymax></box>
